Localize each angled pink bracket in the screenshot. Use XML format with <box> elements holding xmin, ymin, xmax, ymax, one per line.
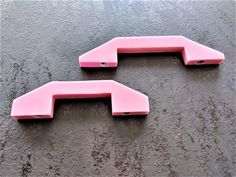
<box><xmin>11</xmin><ymin>80</ymin><xmax>149</xmax><ymax>119</ymax></box>
<box><xmin>79</xmin><ymin>36</ymin><xmax>225</xmax><ymax>67</ymax></box>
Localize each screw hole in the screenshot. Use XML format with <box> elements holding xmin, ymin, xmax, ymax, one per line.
<box><xmin>34</xmin><ymin>115</ymin><xmax>43</xmax><ymax>118</ymax></box>
<box><xmin>100</xmin><ymin>62</ymin><xmax>106</xmax><ymax>66</ymax></box>
<box><xmin>197</xmin><ymin>60</ymin><xmax>205</xmax><ymax>64</ymax></box>
<box><xmin>123</xmin><ymin>112</ymin><xmax>130</xmax><ymax>115</ymax></box>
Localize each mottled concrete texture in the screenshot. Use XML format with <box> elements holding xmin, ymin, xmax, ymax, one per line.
<box><xmin>0</xmin><ymin>1</ymin><xmax>236</xmax><ymax>177</ymax></box>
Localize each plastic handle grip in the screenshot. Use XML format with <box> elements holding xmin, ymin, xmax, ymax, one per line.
<box><xmin>11</xmin><ymin>80</ymin><xmax>149</xmax><ymax>119</ymax></box>
<box><xmin>79</xmin><ymin>36</ymin><xmax>225</xmax><ymax>67</ymax></box>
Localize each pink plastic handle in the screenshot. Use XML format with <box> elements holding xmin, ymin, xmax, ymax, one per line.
<box><xmin>11</xmin><ymin>80</ymin><xmax>149</xmax><ymax>119</ymax></box>
<box><xmin>79</xmin><ymin>36</ymin><xmax>225</xmax><ymax>67</ymax></box>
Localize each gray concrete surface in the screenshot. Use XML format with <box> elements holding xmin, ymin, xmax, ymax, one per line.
<box><xmin>1</xmin><ymin>1</ymin><xmax>236</xmax><ymax>177</ymax></box>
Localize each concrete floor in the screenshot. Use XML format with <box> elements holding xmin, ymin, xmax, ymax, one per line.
<box><xmin>1</xmin><ymin>1</ymin><xmax>236</xmax><ymax>177</ymax></box>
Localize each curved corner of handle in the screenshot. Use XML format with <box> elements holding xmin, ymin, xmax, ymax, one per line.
<box><xmin>79</xmin><ymin>36</ymin><xmax>225</xmax><ymax>68</ymax></box>
<box><xmin>111</xmin><ymin>80</ymin><xmax>149</xmax><ymax>116</ymax></box>
<box><xmin>182</xmin><ymin>37</ymin><xmax>225</xmax><ymax>65</ymax></box>
<box><xmin>11</xmin><ymin>82</ymin><xmax>55</xmax><ymax>120</ymax></box>
<box><xmin>11</xmin><ymin>80</ymin><xmax>149</xmax><ymax>120</ymax></box>
<box><xmin>79</xmin><ymin>43</ymin><xmax>118</xmax><ymax>68</ymax></box>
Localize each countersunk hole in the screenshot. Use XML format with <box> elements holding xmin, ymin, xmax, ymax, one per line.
<box><xmin>123</xmin><ymin>112</ymin><xmax>130</xmax><ymax>115</ymax></box>
<box><xmin>197</xmin><ymin>60</ymin><xmax>205</xmax><ymax>64</ymax></box>
<box><xmin>100</xmin><ymin>62</ymin><xmax>107</xmax><ymax>66</ymax></box>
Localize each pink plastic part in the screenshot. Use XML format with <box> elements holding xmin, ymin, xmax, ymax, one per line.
<box><xmin>79</xmin><ymin>36</ymin><xmax>225</xmax><ymax>67</ymax></box>
<box><xmin>11</xmin><ymin>80</ymin><xmax>149</xmax><ymax>119</ymax></box>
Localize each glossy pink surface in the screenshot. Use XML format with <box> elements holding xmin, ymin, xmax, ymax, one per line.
<box><xmin>79</xmin><ymin>36</ymin><xmax>225</xmax><ymax>67</ymax></box>
<box><xmin>11</xmin><ymin>80</ymin><xmax>149</xmax><ymax>119</ymax></box>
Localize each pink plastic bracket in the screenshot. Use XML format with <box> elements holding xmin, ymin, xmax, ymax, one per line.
<box><xmin>79</xmin><ymin>36</ymin><xmax>225</xmax><ymax>67</ymax></box>
<box><xmin>11</xmin><ymin>80</ymin><xmax>149</xmax><ymax>119</ymax></box>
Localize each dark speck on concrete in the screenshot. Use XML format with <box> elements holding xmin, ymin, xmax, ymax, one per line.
<box><xmin>1</xmin><ymin>1</ymin><xmax>236</xmax><ymax>177</ymax></box>
<box><xmin>21</xmin><ymin>154</ymin><xmax>32</xmax><ymax>177</ymax></box>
